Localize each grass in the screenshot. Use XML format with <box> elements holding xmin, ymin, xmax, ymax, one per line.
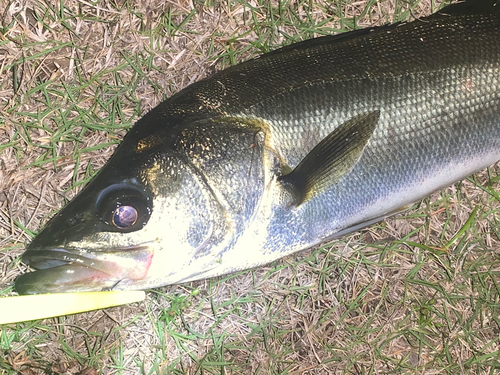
<box><xmin>2</xmin><ymin>0</ymin><xmax>500</xmax><ymax>374</ymax></box>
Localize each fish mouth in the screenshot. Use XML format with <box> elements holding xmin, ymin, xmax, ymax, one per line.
<box><xmin>15</xmin><ymin>246</ymin><xmax>154</xmax><ymax>295</ymax></box>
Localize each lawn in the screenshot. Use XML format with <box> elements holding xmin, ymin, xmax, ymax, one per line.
<box><xmin>2</xmin><ymin>0</ymin><xmax>500</xmax><ymax>373</ymax></box>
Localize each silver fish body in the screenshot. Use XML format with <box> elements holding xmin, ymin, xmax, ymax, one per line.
<box><xmin>15</xmin><ymin>0</ymin><xmax>500</xmax><ymax>294</ymax></box>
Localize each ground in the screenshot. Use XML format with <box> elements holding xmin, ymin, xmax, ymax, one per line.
<box><xmin>2</xmin><ymin>0</ymin><xmax>500</xmax><ymax>374</ymax></box>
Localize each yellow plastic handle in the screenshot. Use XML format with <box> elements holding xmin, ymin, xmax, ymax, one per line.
<box><xmin>0</xmin><ymin>291</ymin><xmax>145</xmax><ymax>324</ymax></box>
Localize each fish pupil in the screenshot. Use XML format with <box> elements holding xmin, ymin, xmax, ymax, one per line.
<box><xmin>112</xmin><ymin>205</ymin><xmax>138</xmax><ymax>228</ymax></box>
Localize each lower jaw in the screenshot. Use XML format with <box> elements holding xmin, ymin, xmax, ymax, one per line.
<box><xmin>14</xmin><ymin>264</ymin><xmax>122</xmax><ymax>294</ymax></box>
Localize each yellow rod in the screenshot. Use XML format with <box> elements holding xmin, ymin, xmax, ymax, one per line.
<box><xmin>0</xmin><ymin>291</ymin><xmax>145</xmax><ymax>324</ymax></box>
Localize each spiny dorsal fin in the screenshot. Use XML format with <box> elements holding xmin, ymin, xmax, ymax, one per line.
<box><xmin>262</xmin><ymin>0</ymin><xmax>500</xmax><ymax>61</ymax></box>
<box><xmin>436</xmin><ymin>0</ymin><xmax>500</xmax><ymax>17</ymax></box>
<box><xmin>279</xmin><ymin>111</ymin><xmax>380</xmax><ymax>206</ymax></box>
<box><xmin>261</xmin><ymin>27</ymin><xmax>385</xmax><ymax>59</ymax></box>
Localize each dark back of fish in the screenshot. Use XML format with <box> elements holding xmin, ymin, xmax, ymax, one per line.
<box><xmin>133</xmin><ymin>1</ymin><xmax>500</xmax><ymax>250</ymax></box>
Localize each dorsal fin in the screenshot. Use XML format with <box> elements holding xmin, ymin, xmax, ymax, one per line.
<box><xmin>436</xmin><ymin>0</ymin><xmax>500</xmax><ymax>17</ymax></box>
<box><xmin>261</xmin><ymin>0</ymin><xmax>500</xmax><ymax>61</ymax></box>
<box><xmin>261</xmin><ymin>27</ymin><xmax>387</xmax><ymax>59</ymax></box>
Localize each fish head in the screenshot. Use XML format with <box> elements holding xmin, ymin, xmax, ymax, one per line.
<box><xmin>15</xmin><ymin>115</ymin><xmax>273</xmax><ymax>294</ymax></box>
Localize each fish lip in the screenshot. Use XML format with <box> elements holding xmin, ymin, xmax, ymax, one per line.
<box><xmin>22</xmin><ymin>248</ymin><xmax>105</xmax><ymax>271</ymax></box>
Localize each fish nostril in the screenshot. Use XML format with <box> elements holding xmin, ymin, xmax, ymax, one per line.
<box><xmin>67</xmin><ymin>213</ymin><xmax>83</xmax><ymax>227</ymax></box>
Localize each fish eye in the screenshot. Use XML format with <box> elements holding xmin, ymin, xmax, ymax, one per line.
<box><xmin>112</xmin><ymin>205</ymin><xmax>138</xmax><ymax>228</ymax></box>
<box><xmin>96</xmin><ymin>184</ymin><xmax>152</xmax><ymax>232</ymax></box>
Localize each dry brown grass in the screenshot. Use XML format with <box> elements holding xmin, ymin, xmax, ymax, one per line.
<box><xmin>2</xmin><ymin>0</ymin><xmax>500</xmax><ymax>374</ymax></box>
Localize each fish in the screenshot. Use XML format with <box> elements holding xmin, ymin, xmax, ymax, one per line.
<box><xmin>14</xmin><ymin>0</ymin><xmax>500</xmax><ymax>294</ymax></box>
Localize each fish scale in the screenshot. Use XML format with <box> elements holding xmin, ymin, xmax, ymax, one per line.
<box><xmin>14</xmin><ymin>0</ymin><xmax>500</xmax><ymax>294</ymax></box>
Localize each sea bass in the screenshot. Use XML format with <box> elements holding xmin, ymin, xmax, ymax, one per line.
<box><xmin>15</xmin><ymin>0</ymin><xmax>500</xmax><ymax>294</ymax></box>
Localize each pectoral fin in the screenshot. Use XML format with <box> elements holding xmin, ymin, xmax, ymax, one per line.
<box><xmin>279</xmin><ymin>110</ymin><xmax>380</xmax><ymax>206</ymax></box>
